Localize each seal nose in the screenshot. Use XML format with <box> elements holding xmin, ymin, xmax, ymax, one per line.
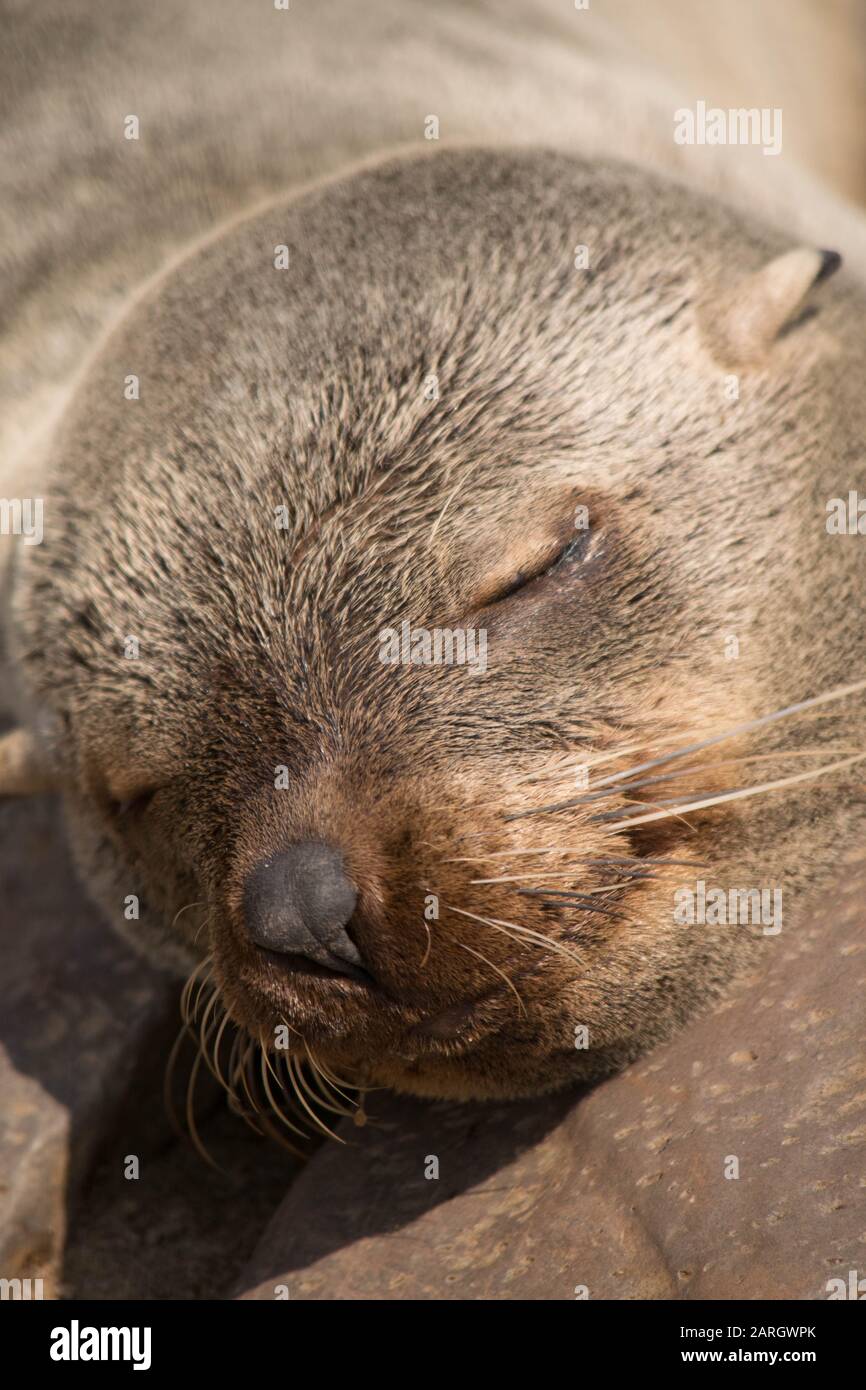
<box><xmin>243</xmin><ymin>842</ymin><xmax>362</xmax><ymax>976</ymax></box>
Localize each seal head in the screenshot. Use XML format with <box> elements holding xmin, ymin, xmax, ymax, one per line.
<box><xmin>4</xmin><ymin>150</ymin><xmax>862</xmax><ymax>1099</ymax></box>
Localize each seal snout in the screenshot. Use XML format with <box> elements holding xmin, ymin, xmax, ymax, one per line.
<box><xmin>242</xmin><ymin>842</ymin><xmax>365</xmax><ymax>980</ymax></box>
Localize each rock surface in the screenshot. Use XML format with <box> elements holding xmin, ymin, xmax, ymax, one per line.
<box><xmin>0</xmin><ymin>787</ymin><xmax>178</xmax><ymax>1296</ymax></box>
<box><xmin>237</xmin><ymin>861</ymin><xmax>866</xmax><ymax>1300</ymax></box>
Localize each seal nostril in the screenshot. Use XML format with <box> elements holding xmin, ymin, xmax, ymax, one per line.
<box><xmin>243</xmin><ymin>841</ymin><xmax>364</xmax><ymax>979</ymax></box>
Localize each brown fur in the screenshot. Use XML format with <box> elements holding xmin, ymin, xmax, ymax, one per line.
<box><xmin>6</xmin><ymin>147</ymin><xmax>866</xmax><ymax>1099</ymax></box>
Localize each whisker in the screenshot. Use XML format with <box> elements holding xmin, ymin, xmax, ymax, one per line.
<box><xmin>428</xmin><ymin>474</ymin><xmax>469</xmax><ymax>544</ymax></box>
<box><xmin>259</xmin><ymin>1030</ymin><xmax>285</xmax><ymax>1088</ymax></box>
<box><xmin>601</xmin><ymin>750</ymin><xmax>866</xmax><ymax>831</ymax></box>
<box><xmin>258</xmin><ymin>1049</ymin><xmax>310</xmax><ymax>1145</ymax></box>
<box><xmin>470</xmin><ymin>873</ymin><xmax>637</xmax><ymax>885</ymax></box>
<box><xmin>543</xmin><ymin>751</ymin><xmax>845</xmax><ymax>809</ymax></box>
<box><xmin>453</xmin><ymin>940</ymin><xmax>527</xmax><ymax>1016</ymax></box>
<box><xmin>305</xmin><ymin>1042</ymin><xmax>370</xmax><ymax>1098</ymax></box>
<box><xmin>171</xmin><ymin>956</ymin><xmax>371</xmax><ymax>1156</ymax></box>
<box><xmin>505</xmin><ymin>679</ymin><xmax>866</xmax><ymax>820</ymax></box>
<box><xmin>420</xmin><ymin>917</ymin><xmax>433</xmax><ymax>969</ymax></box>
<box><xmin>508</xmin><ymin>741</ymin><xmax>648</xmax><ymax>787</ymax></box>
<box><xmin>505</xmin><ymin>731</ymin><xmax>850</xmax><ymax>792</ymax></box>
<box><xmin>171</xmin><ymin>900</ymin><xmax>206</xmax><ymax>930</ymax></box>
<box><xmin>237</xmin><ymin>1038</ymin><xmax>265</xmax><ymax>1124</ymax></box>
<box><xmin>197</xmin><ymin>985</ymin><xmax>221</xmax><ymax>1047</ymax></box>
<box><xmin>191</xmin><ymin>964</ymin><xmax>216</xmax><ymax>1024</ymax></box>
<box><xmin>225</xmin><ymin>1029</ymin><xmax>247</xmax><ymax>1110</ymax></box>
<box><xmin>301</xmin><ymin>1051</ymin><xmax>357</xmax><ymax>1119</ymax></box>
<box><xmin>194</xmin><ymin>1002</ymin><xmax>227</xmax><ymax>1091</ymax></box>
<box><xmin>441</xmin><ymin>900</ymin><xmax>585</xmax><ymax>967</ymax></box>
<box><xmin>210</xmin><ymin>1010</ymin><xmax>234</xmax><ymax>1094</ymax></box>
<box><xmin>185</xmin><ymin>1045</ymin><xmax>222</xmax><ymax>1172</ymax></box>
<box><xmin>590</xmin><ymin>796</ymin><xmax>711</xmax><ymax>821</ymax></box>
<box><xmin>445</xmin><ymin>851</ymin><xmax>709</xmax><ymax>865</ymax></box>
<box><xmin>192</xmin><ymin>912</ymin><xmax>214</xmax><ymax>946</ymax></box>
<box><xmin>516</xmin><ymin>889</ymin><xmax>630</xmax><ymax>919</ymax></box>
<box><xmin>163</xmin><ymin>1023</ymin><xmax>191</xmax><ymax>1140</ymax></box>
<box><xmin>226</xmin><ymin>1034</ymin><xmax>264</xmax><ymax>1136</ymax></box>
<box><xmin>286</xmin><ymin>1055</ymin><xmax>346</xmax><ymax>1143</ymax></box>
<box><xmin>180</xmin><ymin>955</ymin><xmax>212</xmax><ymax>1024</ymax></box>
<box><xmin>253</xmin><ymin>1103</ymin><xmax>309</xmax><ymax>1159</ymax></box>
<box><xmin>293</xmin><ymin>1053</ymin><xmax>356</xmax><ymax>1123</ymax></box>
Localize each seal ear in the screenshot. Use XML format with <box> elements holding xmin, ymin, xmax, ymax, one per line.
<box><xmin>0</xmin><ymin>727</ymin><xmax>57</xmax><ymax>796</ymax></box>
<box><xmin>701</xmin><ymin>247</ymin><xmax>841</xmax><ymax>367</ymax></box>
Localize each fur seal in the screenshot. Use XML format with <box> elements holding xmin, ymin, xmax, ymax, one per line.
<box><xmin>3</xmin><ymin>142</ymin><xmax>865</xmax><ymax>1102</ymax></box>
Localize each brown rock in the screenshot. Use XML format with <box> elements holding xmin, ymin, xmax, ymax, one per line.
<box><xmin>0</xmin><ymin>790</ymin><xmax>177</xmax><ymax>1297</ymax></box>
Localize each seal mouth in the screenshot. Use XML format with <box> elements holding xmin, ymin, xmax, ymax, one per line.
<box><xmin>225</xmin><ymin>937</ymin><xmax>405</xmax><ymax>1042</ymax></box>
<box><xmin>253</xmin><ymin>944</ymin><xmax>378</xmax><ymax>989</ymax></box>
<box><xmin>219</xmin><ymin>933</ymin><xmax>513</xmax><ymax>1067</ymax></box>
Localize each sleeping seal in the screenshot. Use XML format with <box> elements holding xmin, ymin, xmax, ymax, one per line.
<box><xmin>3</xmin><ymin>143</ymin><xmax>865</xmax><ymax>1101</ymax></box>
<box><xmin>2</xmin><ymin>2</ymin><xmax>866</xmax><ymax>1109</ymax></box>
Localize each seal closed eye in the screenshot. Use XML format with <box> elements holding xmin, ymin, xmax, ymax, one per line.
<box><xmin>486</xmin><ymin>527</ymin><xmax>595</xmax><ymax>605</ymax></box>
